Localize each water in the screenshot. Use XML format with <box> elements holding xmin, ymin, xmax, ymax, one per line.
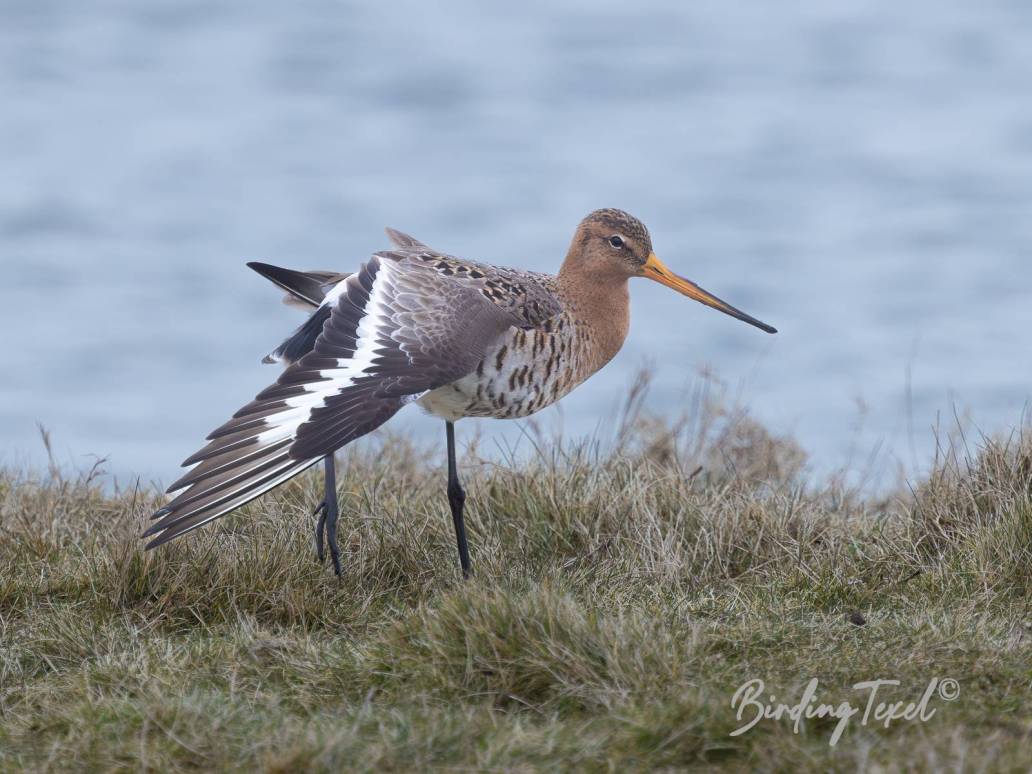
<box><xmin>3</xmin><ymin>0</ymin><xmax>1031</xmax><ymax>487</ymax></box>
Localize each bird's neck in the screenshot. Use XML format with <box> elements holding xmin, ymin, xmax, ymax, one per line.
<box><xmin>557</xmin><ymin>263</ymin><xmax>631</xmax><ymax>369</ymax></box>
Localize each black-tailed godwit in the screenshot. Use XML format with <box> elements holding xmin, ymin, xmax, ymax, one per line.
<box><xmin>145</xmin><ymin>209</ymin><xmax>776</xmax><ymax>577</ymax></box>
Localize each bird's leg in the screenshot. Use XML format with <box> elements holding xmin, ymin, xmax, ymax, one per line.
<box><xmin>313</xmin><ymin>455</ymin><xmax>342</xmax><ymax>576</ymax></box>
<box><xmin>446</xmin><ymin>421</ymin><xmax>471</xmax><ymax>579</ymax></box>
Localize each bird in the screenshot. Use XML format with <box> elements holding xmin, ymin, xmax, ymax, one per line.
<box><xmin>144</xmin><ymin>209</ymin><xmax>776</xmax><ymax>577</ymax></box>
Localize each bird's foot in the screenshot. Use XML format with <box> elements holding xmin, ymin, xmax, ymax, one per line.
<box><xmin>312</xmin><ymin>500</ymin><xmax>342</xmax><ymax>577</ymax></box>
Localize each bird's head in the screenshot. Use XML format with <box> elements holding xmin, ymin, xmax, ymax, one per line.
<box><xmin>565</xmin><ymin>208</ymin><xmax>777</xmax><ymax>334</ymax></box>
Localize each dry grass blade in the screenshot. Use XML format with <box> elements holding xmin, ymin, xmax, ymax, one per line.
<box><xmin>1</xmin><ymin>385</ymin><xmax>1030</xmax><ymax>770</ymax></box>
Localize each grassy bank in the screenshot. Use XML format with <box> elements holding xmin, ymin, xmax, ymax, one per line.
<box><xmin>1</xmin><ymin>398</ymin><xmax>1031</xmax><ymax>771</ymax></box>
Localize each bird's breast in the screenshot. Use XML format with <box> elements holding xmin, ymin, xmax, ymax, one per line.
<box><xmin>417</xmin><ymin>315</ymin><xmax>606</xmax><ymax>421</ymax></box>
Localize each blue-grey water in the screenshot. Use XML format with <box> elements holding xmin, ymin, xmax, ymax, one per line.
<box><xmin>3</xmin><ymin>0</ymin><xmax>1031</xmax><ymax>487</ymax></box>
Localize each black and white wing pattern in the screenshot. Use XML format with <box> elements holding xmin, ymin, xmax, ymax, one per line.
<box><xmin>145</xmin><ymin>250</ymin><xmax>558</xmax><ymax>548</ymax></box>
<box><xmin>250</xmin><ymin>228</ymin><xmax>437</xmax><ymax>364</ymax></box>
<box><xmin>247</xmin><ymin>229</ymin><xmax>431</xmax><ymax>316</ymax></box>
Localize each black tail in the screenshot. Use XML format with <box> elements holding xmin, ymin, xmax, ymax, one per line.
<box><xmin>247</xmin><ymin>262</ymin><xmax>339</xmax><ymax>309</ymax></box>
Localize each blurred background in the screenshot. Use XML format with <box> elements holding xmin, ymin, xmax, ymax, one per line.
<box><xmin>2</xmin><ymin>0</ymin><xmax>1031</xmax><ymax>488</ymax></box>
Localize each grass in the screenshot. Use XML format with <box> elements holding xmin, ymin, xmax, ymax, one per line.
<box><xmin>2</xmin><ymin>385</ymin><xmax>1031</xmax><ymax>771</ymax></box>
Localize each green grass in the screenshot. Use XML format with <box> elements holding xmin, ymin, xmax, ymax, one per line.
<box><xmin>2</xmin><ymin>394</ymin><xmax>1031</xmax><ymax>771</ymax></box>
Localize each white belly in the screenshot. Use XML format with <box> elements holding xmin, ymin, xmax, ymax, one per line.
<box><xmin>417</xmin><ymin>382</ymin><xmax>478</xmax><ymax>422</ymax></box>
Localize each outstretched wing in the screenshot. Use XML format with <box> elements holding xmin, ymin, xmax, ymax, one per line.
<box><xmin>145</xmin><ymin>252</ymin><xmax>544</xmax><ymax>548</ymax></box>
<box><xmin>251</xmin><ymin>228</ymin><xmax>437</xmax><ymax>364</ymax></box>
<box><xmin>247</xmin><ymin>230</ymin><xmax>429</xmax><ymax>313</ymax></box>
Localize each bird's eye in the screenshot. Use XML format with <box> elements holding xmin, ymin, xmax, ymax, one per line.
<box><xmin>609</xmin><ymin>235</ymin><xmax>624</xmax><ymax>249</ymax></box>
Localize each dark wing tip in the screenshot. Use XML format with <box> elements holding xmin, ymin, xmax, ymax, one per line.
<box><xmin>143</xmin><ymin>533</ymin><xmax>170</xmax><ymax>550</ymax></box>
<box><xmin>248</xmin><ymin>262</ymin><xmax>331</xmax><ymax>309</ymax></box>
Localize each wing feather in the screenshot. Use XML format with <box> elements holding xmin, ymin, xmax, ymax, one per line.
<box><xmin>247</xmin><ymin>262</ymin><xmax>344</xmax><ymax>310</ymax></box>
<box><xmin>146</xmin><ymin>250</ymin><xmax>552</xmax><ymax>549</ymax></box>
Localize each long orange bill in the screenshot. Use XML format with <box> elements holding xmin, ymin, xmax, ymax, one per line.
<box><xmin>640</xmin><ymin>253</ymin><xmax>777</xmax><ymax>334</ymax></box>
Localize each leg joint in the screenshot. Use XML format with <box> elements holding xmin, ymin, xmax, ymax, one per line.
<box><xmin>447</xmin><ymin>479</ymin><xmax>466</xmax><ymax>504</ymax></box>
